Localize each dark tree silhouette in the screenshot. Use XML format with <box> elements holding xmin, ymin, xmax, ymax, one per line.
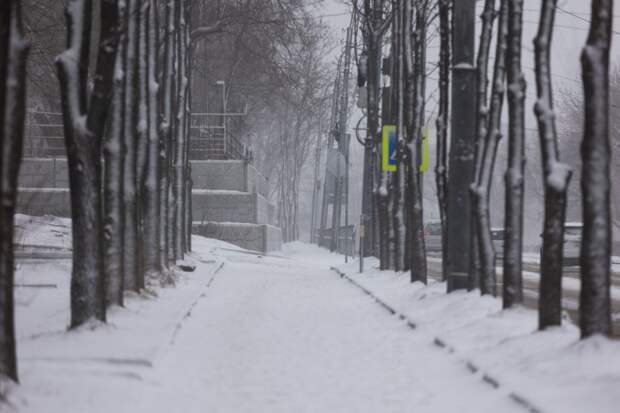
<box><xmin>0</xmin><ymin>0</ymin><xmax>29</xmax><ymax>382</ymax></box>
<box><xmin>56</xmin><ymin>0</ymin><xmax>121</xmax><ymax>327</ymax></box>
<box><xmin>579</xmin><ymin>0</ymin><xmax>613</xmax><ymax>338</ymax></box>
<box><xmin>534</xmin><ymin>0</ymin><xmax>572</xmax><ymax>330</ymax></box>
<box><xmin>503</xmin><ymin>0</ymin><xmax>526</xmax><ymax>308</ymax></box>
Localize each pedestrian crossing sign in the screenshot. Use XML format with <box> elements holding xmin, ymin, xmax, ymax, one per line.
<box><xmin>382</xmin><ymin>125</ymin><xmax>397</xmax><ymax>172</ymax></box>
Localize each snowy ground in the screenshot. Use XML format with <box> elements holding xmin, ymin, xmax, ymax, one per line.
<box><xmin>4</xmin><ymin>225</ymin><xmax>620</xmax><ymax>412</ymax></box>
<box><xmin>335</xmin><ymin>252</ymin><xmax>620</xmax><ymax>413</ymax></box>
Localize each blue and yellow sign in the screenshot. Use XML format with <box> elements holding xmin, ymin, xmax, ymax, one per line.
<box><xmin>382</xmin><ymin>125</ymin><xmax>397</xmax><ymax>172</ymax></box>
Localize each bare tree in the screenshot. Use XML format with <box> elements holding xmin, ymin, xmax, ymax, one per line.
<box><xmin>103</xmin><ymin>0</ymin><xmax>127</xmax><ymax>306</ymax></box>
<box><xmin>404</xmin><ymin>0</ymin><xmax>427</xmax><ymax>283</ymax></box>
<box><xmin>471</xmin><ymin>0</ymin><xmax>495</xmax><ymax>290</ymax></box>
<box><xmin>159</xmin><ymin>0</ymin><xmax>175</xmax><ymax>273</ymax></box>
<box><xmin>503</xmin><ymin>0</ymin><xmax>526</xmax><ymax>308</ymax></box>
<box><xmin>579</xmin><ymin>0</ymin><xmax>613</xmax><ymax>338</ymax></box>
<box><xmin>473</xmin><ymin>0</ymin><xmax>508</xmax><ymax>298</ymax></box>
<box><xmin>142</xmin><ymin>0</ymin><xmax>162</xmax><ymax>278</ymax></box>
<box><xmin>435</xmin><ymin>0</ymin><xmax>450</xmax><ymax>281</ymax></box>
<box><xmin>123</xmin><ymin>0</ymin><xmax>141</xmax><ymax>293</ymax></box>
<box><xmin>0</xmin><ymin>0</ymin><xmax>29</xmax><ymax>382</ymax></box>
<box><xmin>56</xmin><ymin>0</ymin><xmax>121</xmax><ymax>326</ymax></box>
<box><xmin>534</xmin><ymin>0</ymin><xmax>572</xmax><ymax>330</ymax></box>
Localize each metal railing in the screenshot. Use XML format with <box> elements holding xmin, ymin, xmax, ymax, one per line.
<box><xmin>24</xmin><ymin>110</ymin><xmax>65</xmax><ymax>158</ymax></box>
<box><xmin>316</xmin><ymin>225</ymin><xmax>356</xmax><ymax>257</ymax></box>
<box><xmin>23</xmin><ymin>110</ymin><xmax>253</xmax><ymax>162</ymax></box>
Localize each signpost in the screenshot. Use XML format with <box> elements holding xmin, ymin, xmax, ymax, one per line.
<box><xmin>382</xmin><ymin>125</ymin><xmax>397</xmax><ymax>172</ymax></box>
<box><xmin>420</xmin><ymin>127</ymin><xmax>430</xmax><ymax>173</ymax></box>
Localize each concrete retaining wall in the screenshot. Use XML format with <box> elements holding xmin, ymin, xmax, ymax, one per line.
<box><xmin>17</xmin><ymin>188</ymin><xmax>71</xmax><ymax>217</ymax></box>
<box><xmin>192</xmin><ymin>190</ymin><xmax>273</xmax><ymax>225</ymax></box>
<box><xmin>192</xmin><ymin>222</ymin><xmax>282</xmax><ymax>253</ymax></box>
<box><xmin>190</xmin><ymin>160</ymin><xmax>269</xmax><ymax>197</ymax></box>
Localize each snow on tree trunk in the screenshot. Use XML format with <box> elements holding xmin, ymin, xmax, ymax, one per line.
<box><xmin>56</xmin><ymin>0</ymin><xmax>121</xmax><ymax>327</ymax></box>
<box><xmin>534</xmin><ymin>0</ymin><xmax>572</xmax><ymax>330</ymax></box>
<box><xmin>0</xmin><ymin>0</ymin><xmax>29</xmax><ymax>382</ymax></box>
<box><xmin>503</xmin><ymin>0</ymin><xmax>526</xmax><ymax>308</ymax></box>
<box><xmin>135</xmin><ymin>0</ymin><xmax>149</xmax><ymax>285</ymax></box>
<box><xmin>405</xmin><ymin>0</ymin><xmax>427</xmax><ymax>284</ymax></box>
<box><xmin>103</xmin><ymin>0</ymin><xmax>127</xmax><ymax>307</ymax></box>
<box><xmin>364</xmin><ymin>0</ymin><xmax>389</xmax><ymax>268</ymax></box>
<box><xmin>122</xmin><ymin>0</ymin><xmax>141</xmax><ymax>293</ymax></box>
<box><xmin>158</xmin><ymin>0</ymin><xmax>175</xmax><ymax>272</ymax></box>
<box><xmin>167</xmin><ymin>0</ymin><xmax>178</xmax><ymax>263</ymax></box>
<box><xmin>173</xmin><ymin>0</ymin><xmax>187</xmax><ymax>260</ymax></box>
<box><xmin>579</xmin><ymin>0</ymin><xmax>613</xmax><ymax>338</ymax></box>
<box><xmin>389</xmin><ymin>2</ymin><xmax>403</xmax><ymax>271</ymax></box>
<box><xmin>435</xmin><ymin>0</ymin><xmax>451</xmax><ymax>281</ymax></box>
<box><xmin>471</xmin><ymin>0</ymin><xmax>496</xmax><ymax>290</ymax></box>
<box><xmin>473</xmin><ymin>0</ymin><xmax>508</xmax><ymax>298</ymax></box>
<box><xmin>184</xmin><ymin>0</ymin><xmax>192</xmax><ymax>254</ymax></box>
<box><xmin>142</xmin><ymin>0</ymin><xmax>162</xmax><ymax>279</ymax></box>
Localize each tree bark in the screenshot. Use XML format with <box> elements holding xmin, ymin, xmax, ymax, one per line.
<box><xmin>159</xmin><ymin>0</ymin><xmax>174</xmax><ymax>272</ymax></box>
<box><xmin>103</xmin><ymin>0</ymin><xmax>127</xmax><ymax>307</ymax></box>
<box><xmin>579</xmin><ymin>0</ymin><xmax>613</xmax><ymax>338</ymax></box>
<box><xmin>364</xmin><ymin>0</ymin><xmax>389</xmax><ymax>266</ymax></box>
<box><xmin>405</xmin><ymin>0</ymin><xmax>427</xmax><ymax>283</ymax></box>
<box><xmin>435</xmin><ymin>0</ymin><xmax>451</xmax><ymax>281</ymax></box>
<box><xmin>135</xmin><ymin>0</ymin><xmax>149</xmax><ymax>284</ymax></box>
<box><xmin>123</xmin><ymin>0</ymin><xmax>141</xmax><ymax>293</ymax></box>
<box><xmin>142</xmin><ymin>0</ymin><xmax>162</xmax><ymax>278</ymax></box>
<box><xmin>173</xmin><ymin>0</ymin><xmax>187</xmax><ymax>261</ymax></box>
<box><xmin>503</xmin><ymin>0</ymin><xmax>526</xmax><ymax>308</ymax></box>
<box><xmin>471</xmin><ymin>0</ymin><xmax>495</xmax><ymax>290</ymax></box>
<box><xmin>0</xmin><ymin>0</ymin><xmax>28</xmax><ymax>382</ymax></box>
<box><xmin>473</xmin><ymin>0</ymin><xmax>508</xmax><ymax>297</ymax></box>
<box><xmin>534</xmin><ymin>0</ymin><xmax>572</xmax><ymax>330</ymax></box>
<box><xmin>57</xmin><ymin>0</ymin><xmax>121</xmax><ymax>327</ymax></box>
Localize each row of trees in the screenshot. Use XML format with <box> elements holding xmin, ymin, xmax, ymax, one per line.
<box><xmin>0</xmin><ymin>0</ymin><xmax>336</xmax><ymax>385</ymax></box>
<box><xmin>0</xmin><ymin>0</ymin><xmax>195</xmax><ymax>383</ymax></box>
<box><xmin>358</xmin><ymin>0</ymin><xmax>614</xmax><ymax>338</ymax></box>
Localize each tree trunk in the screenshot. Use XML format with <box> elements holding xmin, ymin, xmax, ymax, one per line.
<box><xmin>173</xmin><ymin>0</ymin><xmax>187</xmax><ymax>261</ymax></box>
<box><xmin>123</xmin><ymin>0</ymin><xmax>140</xmax><ymax>293</ymax></box>
<box><xmin>159</xmin><ymin>0</ymin><xmax>174</xmax><ymax>272</ymax></box>
<box><xmin>57</xmin><ymin>0</ymin><xmax>121</xmax><ymax>327</ymax></box>
<box><xmin>405</xmin><ymin>0</ymin><xmax>427</xmax><ymax>283</ymax></box>
<box><xmin>142</xmin><ymin>0</ymin><xmax>162</xmax><ymax>279</ymax></box>
<box><xmin>103</xmin><ymin>0</ymin><xmax>127</xmax><ymax>307</ymax></box>
<box><xmin>579</xmin><ymin>0</ymin><xmax>613</xmax><ymax>338</ymax></box>
<box><xmin>390</xmin><ymin>2</ymin><xmax>403</xmax><ymax>271</ymax></box>
<box><xmin>471</xmin><ymin>0</ymin><xmax>495</xmax><ymax>289</ymax></box>
<box><xmin>364</xmin><ymin>0</ymin><xmax>389</xmax><ymax>265</ymax></box>
<box><xmin>435</xmin><ymin>0</ymin><xmax>451</xmax><ymax>281</ymax></box>
<box><xmin>167</xmin><ymin>0</ymin><xmax>178</xmax><ymax>263</ymax></box>
<box><xmin>135</xmin><ymin>0</ymin><xmax>149</xmax><ymax>285</ymax></box>
<box><xmin>0</xmin><ymin>0</ymin><xmax>28</xmax><ymax>382</ymax></box>
<box><xmin>473</xmin><ymin>0</ymin><xmax>508</xmax><ymax>297</ymax></box>
<box><xmin>503</xmin><ymin>0</ymin><xmax>526</xmax><ymax>308</ymax></box>
<box><xmin>534</xmin><ymin>0</ymin><xmax>572</xmax><ymax>330</ymax></box>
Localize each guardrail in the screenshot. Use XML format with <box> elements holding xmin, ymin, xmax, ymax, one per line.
<box><xmin>23</xmin><ymin>110</ymin><xmax>253</xmax><ymax>162</ymax></box>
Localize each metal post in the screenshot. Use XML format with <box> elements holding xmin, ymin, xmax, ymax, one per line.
<box><xmin>359</xmin><ymin>213</ymin><xmax>365</xmax><ymax>273</ymax></box>
<box><xmin>447</xmin><ymin>0</ymin><xmax>477</xmax><ymax>292</ymax></box>
<box><xmin>345</xmin><ymin>133</ymin><xmax>350</xmax><ymax>263</ymax></box>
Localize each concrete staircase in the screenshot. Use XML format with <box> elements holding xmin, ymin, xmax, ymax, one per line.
<box><xmin>17</xmin><ymin>159</ymin><xmax>282</xmax><ymax>254</ymax></box>
<box><xmin>190</xmin><ymin>160</ymin><xmax>281</xmax><ymax>253</ymax></box>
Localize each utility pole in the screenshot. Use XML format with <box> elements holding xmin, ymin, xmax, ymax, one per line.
<box><xmin>447</xmin><ymin>0</ymin><xmax>477</xmax><ymax>291</ymax></box>
<box><xmin>331</xmin><ymin>26</ymin><xmax>354</xmax><ymax>253</ymax></box>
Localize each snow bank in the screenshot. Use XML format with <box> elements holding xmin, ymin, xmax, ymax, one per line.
<box><xmin>333</xmin><ymin>256</ymin><xmax>620</xmax><ymax>413</ymax></box>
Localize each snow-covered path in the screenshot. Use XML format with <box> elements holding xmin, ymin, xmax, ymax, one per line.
<box><xmin>133</xmin><ymin>247</ymin><xmax>522</xmax><ymax>413</ymax></box>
